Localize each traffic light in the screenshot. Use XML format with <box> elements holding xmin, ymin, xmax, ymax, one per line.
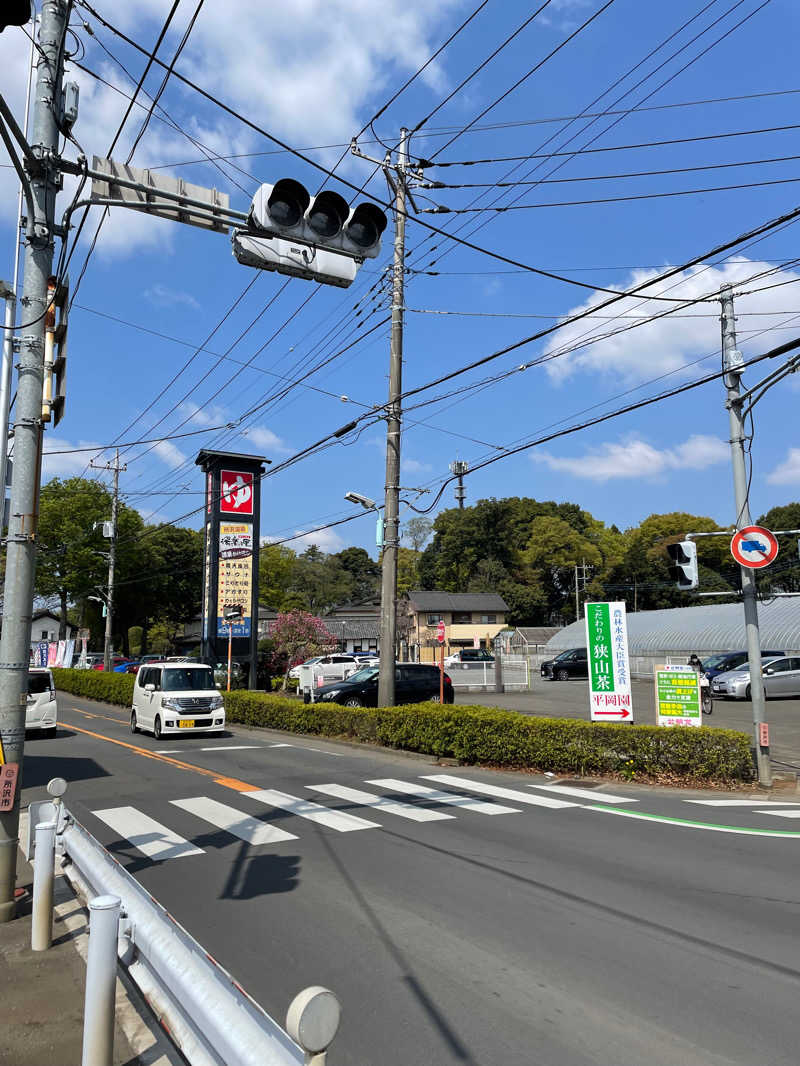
<box><xmin>666</xmin><ymin>540</ymin><xmax>699</xmax><ymax>589</ymax></box>
<box><xmin>232</xmin><ymin>179</ymin><xmax>388</xmax><ymax>289</ymax></box>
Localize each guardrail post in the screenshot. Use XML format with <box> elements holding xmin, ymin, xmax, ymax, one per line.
<box><xmin>81</xmin><ymin>894</ymin><xmax>121</xmax><ymax>1066</ymax></box>
<box><xmin>31</xmin><ymin>820</ymin><xmax>56</xmax><ymax>951</ymax></box>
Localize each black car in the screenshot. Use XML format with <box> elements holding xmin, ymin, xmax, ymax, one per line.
<box><xmin>540</xmin><ymin>648</ymin><xmax>588</xmax><ymax>681</ymax></box>
<box><xmin>316</xmin><ymin>664</ymin><xmax>454</xmax><ymax>706</ymax></box>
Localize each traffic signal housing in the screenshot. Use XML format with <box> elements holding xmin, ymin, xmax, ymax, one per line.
<box><xmin>249</xmin><ymin>180</ymin><xmax>387</xmax><ymax>259</ymax></box>
<box><xmin>666</xmin><ymin>540</ymin><xmax>699</xmax><ymax>589</ymax></box>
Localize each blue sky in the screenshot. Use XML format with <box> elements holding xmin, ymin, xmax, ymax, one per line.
<box><xmin>4</xmin><ymin>0</ymin><xmax>800</xmax><ymax>554</ymax></box>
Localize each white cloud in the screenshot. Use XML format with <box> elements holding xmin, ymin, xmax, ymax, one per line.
<box><xmin>181</xmin><ymin>401</ymin><xmax>230</xmax><ymax>427</ymax></box>
<box><xmin>239</xmin><ymin>425</ymin><xmax>290</xmax><ymax>454</ymax></box>
<box><xmin>532</xmin><ymin>434</ymin><xmax>729</xmax><ymax>482</ymax></box>
<box><xmin>151</xmin><ymin>439</ymin><xmax>187</xmax><ymax>468</ymax></box>
<box><xmin>144</xmin><ymin>284</ymin><xmax>200</xmax><ymax>310</ymax></box>
<box><xmin>401</xmin><ymin>457</ymin><xmax>433</xmax><ymax>473</ymax></box>
<box><xmin>767</xmin><ymin>448</ymin><xmax>800</xmax><ymax>485</ymax></box>
<box><xmin>40</xmin><ymin>438</ymin><xmax>102</xmax><ymax>478</ymax></box>
<box><xmin>542</xmin><ymin>259</ymin><xmax>800</xmax><ymax>385</ymax></box>
<box><xmin>288</xmin><ymin>527</ymin><xmax>346</xmax><ymax>553</ymax></box>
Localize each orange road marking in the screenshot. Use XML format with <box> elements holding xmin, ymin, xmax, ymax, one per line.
<box><xmin>61</xmin><ymin>722</ymin><xmax>256</xmax><ymax>793</ymax></box>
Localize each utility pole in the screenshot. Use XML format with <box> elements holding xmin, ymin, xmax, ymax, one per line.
<box><xmin>450</xmin><ymin>459</ymin><xmax>468</xmax><ymax>508</ymax></box>
<box><xmin>721</xmin><ymin>283</ymin><xmax>771</xmax><ymax>788</ymax></box>
<box><xmin>91</xmin><ymin>450</ymin><xmax>125</xmax><ymax>672</ymax></box>
<box><xmin>0</xmin><ymin>0</ymin><xmax>67</xmax><ymax>921</ymax></box>
<box><xmin>377</xmin><ymin>129</ymin><xmax>409</xmax><ymax>707</ymax></box>
<box><xmin>575</xmin><ymin>563</ymin><xmax>580</xmax><ymax>622</ymax></box>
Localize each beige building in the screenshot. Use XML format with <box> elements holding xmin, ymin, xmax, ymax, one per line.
<box><xmin>402</xmin><ymin>591</ymin><xmax>509</xmax><ymax>663</ymax></box>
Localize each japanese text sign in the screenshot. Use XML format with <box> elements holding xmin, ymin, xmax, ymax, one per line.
<box><xmin>584</xmin><ymin>601</ymin><xmax>633</xmax><ymax>722</ymax></box>
<box><xmin>0</xmin><ymin>763</ymin><xmax>19</xmax><ymax>811</ymax></box>
<box><xmin>216</xmin><ymin>522</ymin><xmax>253</xmax><ymax>637</ymax></box>
<box><xmin>654</xmin><ymin>664</ymin><xmax>702</xmax><ymax>728</ymax></box>
<box><xmin>220</xmin><ymin>470</ymin><xmax>254</xmax><ymax>515</ymax></box>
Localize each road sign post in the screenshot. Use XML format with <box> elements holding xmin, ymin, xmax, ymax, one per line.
<box><xmin>584</xmin><ymin>602</ymin><xmax>633</xmax><ymax>722</ymax></box>
<box><xmin>654</xmin><ymin>664</ymin><xmax>703</xmax><ymax>728</ymax></box>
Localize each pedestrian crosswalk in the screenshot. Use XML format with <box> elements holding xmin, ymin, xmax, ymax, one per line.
<box><xmin>84</xmin><ymin>779</ymin><xmax>800</xmax><ymax>863</ymax></box>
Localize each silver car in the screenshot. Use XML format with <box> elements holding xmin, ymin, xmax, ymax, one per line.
<box><xmin>711</xmin><ymin>656</ymin><xmax>800</xmax><ymax>700</ymax></box>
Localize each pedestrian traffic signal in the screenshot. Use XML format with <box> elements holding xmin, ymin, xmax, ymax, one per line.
<box><xmin>249</xmin><ymin>180</ymin><xmax>387</xmax><ymax>259</ymax></box>
<box><xmin>666</xmin><ymin>540</ymin><xmax>699</xmax><ymax>589</ymax></box>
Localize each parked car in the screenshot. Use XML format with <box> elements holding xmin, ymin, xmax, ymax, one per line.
<box><xmin>444</xmin><ymin>648</ymin><xmax>494</xmax><ymax>667</ymax></box>
<box><xmin>540</xmin><ymin>648</ymin><xmax>588</xmax><ymax>681</ymax></box>
<box><xmin>113</xmin><ymin>659</ymin><xmax>138</xmax><ymax>673</ymax></box>
<box><xmin>353</xmin><ymin>654</ymin><xmax>379</xmax><ymax>666</ymax></box>
<box><xmin>92</xmin><ymin>655</ymin><xmax>129</xmax><ymax>672</ymax></box>
<box><xmin>316</xmin><ymin>663</ymin><xmax>454</xmax><ymax>707</ymax></box>
<box><xmin>131</xmin><ymin>662</ymin><xmax>225</xmax><ymax>739</ymax></box>
<box><xmin>213</xmin><ymin>661</ymin><xmax>245</xmax><ymax>688</ymax></box>
<box><xmin>289</xmin><ymin>655</ymin><xmax>322</xmax><ymax>681</ymax></box>
<box><xmin>26</xmin><ymin>668</ymin><xmax>57</xmax><ymax>735</ymax></box>
<box><xmin>711</xmin><ymin>656</ymin><xmax>800</xmax><ymax>700</ymax></box>
<box><xmin>702</xmin><ymin>650</ymin><xmax>786</xmax><ymax>682</ymax></box>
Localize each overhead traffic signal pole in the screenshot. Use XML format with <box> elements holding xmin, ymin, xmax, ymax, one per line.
<box><xmin>721</xmin><ymin>284</ymin><xmax>771</xmax><ymax>787</ymax></box>
<box><xmin>0</xmin><ymin>0</ymin><xmax>67</xmax><ymax>921</ymax></box>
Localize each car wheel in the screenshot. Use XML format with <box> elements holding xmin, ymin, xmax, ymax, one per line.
<box><xmin>303</xmin><ymin>691</ymin><xmax>311</xmax><ymax>705</ymax></box>
<box><xmin>429</xmin><ymin>694</ymin><xmax>441</xmax><ymax>703</ymax></box>
<box><xmin>43</xmin><ymin>726</ymin><xmax>57</xmax><ymax>738</ymax></box>
<box><xmin>154</xmin><ymin>715</ymin><xmax>162</xmax><ymax>740</ymax></box>
<box><xmin>556</xmin><ymin>669</ymin><xmax>570</xmax><ymax>682</ymax></box>
<box><xmin>344</xmin><ymin>697</ymin><xmax>363</xmax><ymax>707</ymax></box>
<box><xmin>130</xmin><ymin>711</ymin><xmax>138</xmax><ymax>734</ymax></box>
<box><xmin>745</xmin><ymin>684</ymin><xmax>751</xmax><ymax>701</ymax></box>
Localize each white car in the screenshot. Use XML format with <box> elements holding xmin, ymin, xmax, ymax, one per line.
<box><xmin>131</xmin><ymin>662</ymin><xmax>225</xmax><ymax>739</ymax></box>
<box><xmin>27</xmin><ymin>669</ymin><xmax>58</xmax><ymax>735</ymax></box>
<box><xmin>289</xmin><ymin>656</ymin><xmax>322</xmax><ymax>681</ymax></box>
<box><xmin>711</xmin><ymin>656</ymin><xmax>800</xmax><ymax>700</ymax></box>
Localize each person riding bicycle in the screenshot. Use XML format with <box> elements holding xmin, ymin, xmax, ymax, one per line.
<box><xmin>688</xmin><ymin>653</ymin><xmax>703</xmax><ymax>672</ymax></box>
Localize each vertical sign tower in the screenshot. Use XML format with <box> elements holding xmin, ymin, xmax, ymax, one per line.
<box><xmin>195</xmin><ymin>450</ymin><xmax>267</xmax><ymax>688</ymax></box>
<box><xmin>584</xmin><ymin>601</ymin><xmax>633</xmax><ymax>722</ymax></box>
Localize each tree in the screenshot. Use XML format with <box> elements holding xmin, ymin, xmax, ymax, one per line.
<box><xmin>259</xmin><ymin>543</ymin><xmax>297</xmax><ymax>609</ymax></box>
<box><xmin>287</xmin><ymin>546</ymin><xmax>352</xmax><ymax>613</ymax></box>
<box><xmin>397</xmin><ymin>547</ymin><xmax>421</xmax><ymax>597</ymax></box>
<box><xmin>403</xmin><ymin>516</ymin><xmax>433</xmax><ymax>552</ymax></box>
<box><xmin>269</xmin><ymin>610</ymin><xmax>334</xmax><ymax>689</ymax></box>
<box><xmin>35</xmin><ymin>478</ymin><xmax>112</xmax><ymax>637</ymax></box>
<box><xmin>757</xmin><ymin>502</ymin><xmax>800</xmax><ymax>594</ymax></box>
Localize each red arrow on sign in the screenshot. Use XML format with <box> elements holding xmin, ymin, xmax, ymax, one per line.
<box><xmin>594</xmin><ymin>708</ymin><xmax>631</xmax><ymax>718</ymax></box>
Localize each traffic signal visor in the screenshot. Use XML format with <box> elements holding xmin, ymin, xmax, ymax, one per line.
<box><xmin>666</xmin><ymin>540</ymin><xmax>699</xmax><ymax>589</ymax></box>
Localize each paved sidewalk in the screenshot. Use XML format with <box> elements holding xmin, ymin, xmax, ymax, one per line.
<box><xmin>0</xmin><ymin>843</ymin><xmax>177</xmax><ymax>1066</ymax></box>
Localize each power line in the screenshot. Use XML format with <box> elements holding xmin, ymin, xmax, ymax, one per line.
<box><xmin>431</xmin><ymin>123</ymin><xmax>800</xmax><ymax>168</ymax></box>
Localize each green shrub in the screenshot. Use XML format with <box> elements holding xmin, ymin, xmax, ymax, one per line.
<box><xmin>53</xmin><ymin>670</ymin><xmax>754</xmax><ymax>783</ymax></box>
<box><xmin>54</xmin><ymin>668</ymin><xmax>135</xmax><ymax>705</ymax></box>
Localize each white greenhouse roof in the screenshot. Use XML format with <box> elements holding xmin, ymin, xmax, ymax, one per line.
<box><xmin>545</xmin><ymin>599</ymin><xmax>800</xmax><ymax>656</ymax></box>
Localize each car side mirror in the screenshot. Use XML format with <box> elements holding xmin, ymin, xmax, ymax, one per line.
<box><xmin>145</xmin><ymin>683</ymin><xmax>155</xmax><ymax>691</ymax></box>
<box><xmin>764</xmin><ymin>668</ymin><xmax>774</xmax><ymax>675</ymax></box>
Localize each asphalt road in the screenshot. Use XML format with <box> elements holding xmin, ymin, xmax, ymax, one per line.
<box><xmin>20</xmin><ymin>694</ymin><xmax>800</xmax><ymax>1066</ymax></box>
<box><xmin>457</xmin><ymin>678</ymin><xmax>800</xmax><ymax>772</ymax></box>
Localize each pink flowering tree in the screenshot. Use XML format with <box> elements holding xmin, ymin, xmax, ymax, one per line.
<box><xmin>270</xmin><ymin>610</ymin><xmax>334</xmax><ymax>690</ymax></box>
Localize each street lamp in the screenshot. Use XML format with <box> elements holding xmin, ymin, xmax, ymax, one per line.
<box><xmin>344</xmin><ymin>491</ymin><xmax>376</xmax><ymax>510</ymax></box>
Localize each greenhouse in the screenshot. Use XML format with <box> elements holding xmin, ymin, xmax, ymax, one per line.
<box><xmin>545</xmin><ymin>598</ymin><xmax>800</xmax><ymax>672</ymax></box>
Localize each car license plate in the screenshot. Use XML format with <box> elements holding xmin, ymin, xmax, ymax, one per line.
<box><xmin>178</xmin><ymin>719</ymin><xmax>195</xmax><ymax>728</ymax></box>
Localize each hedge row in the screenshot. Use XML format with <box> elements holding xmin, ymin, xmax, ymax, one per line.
<box><xmin>53</xmin><ymin>669</ymin><xmax>755</xmax><ymax>783</ymax></box>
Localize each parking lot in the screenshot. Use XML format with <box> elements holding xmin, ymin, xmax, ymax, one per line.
<box><xmin>455</xmin><ymin>677</ymin><xmax>800</xmax><ymax>773</ymax></box>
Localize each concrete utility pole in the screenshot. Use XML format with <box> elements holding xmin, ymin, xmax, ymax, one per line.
<box><xmin>0</xmin><ymin>0</ymin><xmax>67</xmax><ymax>921</ymax></box>
<box><xmin>378</xmin><ymin>128</ymin><xmax>409</xmax><ymax>708</ymax></box>
<box><xmin>91</xmin><ymin>450</ymin><xmax>125</xmax><ymax>673</ymax></box>
<box><xmin>721</xmin><ymin>283</ymin><xmax>771</xmax><ymax>788</ymax></box>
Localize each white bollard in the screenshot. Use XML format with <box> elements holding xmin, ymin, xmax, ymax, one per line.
<box><xmin>31</xmin><ymin>820</ymin><xmax>56</xmax><ymax>951</ymax></box>
<box><xmin>81</xmin><ymin>894</ymin><xmax>121</xmax><ymax>1066</ymax></box>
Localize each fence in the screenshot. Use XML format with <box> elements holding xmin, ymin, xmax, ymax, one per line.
<box><xmin>447</xmin><ymin>655</ymin><xmax>530</xmax><ymax>692</ymax></box>
<box><xmin>29</xmin><ymin>793</ymin><xmax>342</xmax><ymax>1066</ymax></box>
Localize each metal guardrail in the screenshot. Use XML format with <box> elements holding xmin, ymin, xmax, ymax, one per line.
<box><xmin>39</xmin><ymin>800</ymin><xmax>341</xmax><ymax>1066</ymax></box>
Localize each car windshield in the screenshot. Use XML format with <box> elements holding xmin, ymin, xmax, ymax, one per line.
<box><xmin>347</xmin><ymin>667</ymin><xmax>378</xmax><ymax>683</ymax></box>
<box><xmin>162</xmin><ymin>668</ymin><xmax>216</xmax><ymax>691</ymax></box>
<box><xmin>27</xmin><ymin>672</ymin><xmax>51</xmax><ymax>694</ymax></box>
<box><xmin>702</xmin><ymin>654</ymin><xmax>729</xmax><ymax>669</ymax></box>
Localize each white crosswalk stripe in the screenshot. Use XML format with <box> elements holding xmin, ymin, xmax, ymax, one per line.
<box><xmin>306</xmin><ymin>784</ymin><xmax>454</xmax><ymax>822</ymax></box>
<box><xmin>93</xmin><ymin>807</ymin><xmax>204</xmax><ymax>860</ymax></box>
<box><xmin>530</xmin><ymin>784</ymin><xmax>637</xmax><ymax>804</ymax></box>
<box><xmin>685</xmin><ymin>799</ymin><xmax>800</xmax><ymax>807</ymax></box>
<box><xmin>170</xmin><ymin>797</ymin><xmax>297</xmax><ymax>844</ymax></box>
<box><xmin>753</xmin><ymin>809</ymin><xmax>800</xmax><ymax>819</ymax></box>
<box><xmin>243</xmin><ymin>789</ymin><xmax>379</xmax><ymax>832</ymax></box>
<box><xmin>423</xmin><ymin>775</ymin><xmax>577</xmax><ymax>809</ymax></box>
<box><xmin>367</xmin><ymin>778</ymin><xmax>521</xmax><ymax>815</ymax></box>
